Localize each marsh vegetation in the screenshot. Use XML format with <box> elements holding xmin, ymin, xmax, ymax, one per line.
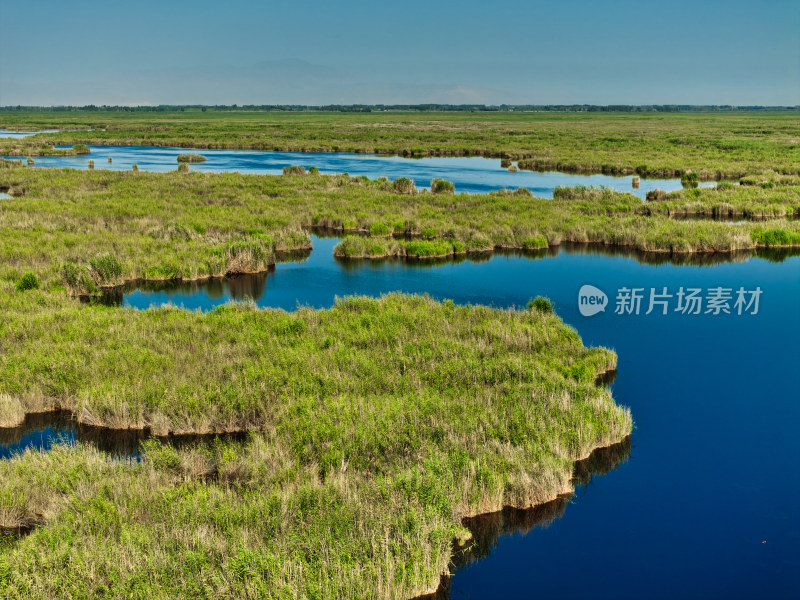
<box><xmin>0</xmin><ymin>167</ymin><xmax>797</xmax><ymax>298</ymax></box>
<box><xmin>0</xmin><ymin>109</ymin><xmax>796</xmax><ymax>599</ymax></box>
<box><xmin>2</xmin><ymin>110</ymin><xmax>798</xmax><ymax>179</ymax></box>
<box><xmin>176</xmin><ymin>154</ymin><xmax>206</xmax><ymax>163</ymax></box>
<box><xmin>0</xmin><ymin>293</ymin><xmax>630</xmax><ymax>598</ymax></box>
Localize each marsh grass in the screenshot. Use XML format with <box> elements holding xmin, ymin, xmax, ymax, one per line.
<box><xmin>0</xmin><ymin>394</ymin><xmax>24</xmax><ymax>428</ymax></box>
<box><xmin>334</xmin><ymin>236</ymin><xmax>467</xmax><ymax>259</ymax></box>
<box><xmin>283</xmin><ymin>165</ymin><xmax>307</xmax><ymax>175</ymax></box>
<box><xmin>751</xmin><ymin>227</ymin><xmax>800</xmax><ymax>246</ymax></box>
<box><xmin>15</xmin><ymin>272</ymin><xmax>39</xmax><ymax>292</ymax></box>
<box><xmin>0</xmin><ymin>294</ymin><xmax>630</xmax><ymax>599</ymax></box>
<box><xmin>2</xmin><ymin>110</ymin><xmax>797</xmax><ymax>178</ymax></box>
<box><xmin>176</xmin><ymin>154</ymin><xmax>206</xmax><ymax>163</ymax></box>
<box><xmin>0</xmin><ymin>168</ymin><xmax>796</xmax><ymax>293</ymax></box>
<box><xmin>529</xmin><ymin>296</ymin><xmax>553</xmax><ymax>313</ymax></box>
<box><xmin>430</xmin><ymin>178</ymin><xmax>455</xmax><ymax>194</ymax></box>
<box><xmin>392</xmin><ymin>176</ymin><xmax>416</xmax><ymax>194</ymax></box>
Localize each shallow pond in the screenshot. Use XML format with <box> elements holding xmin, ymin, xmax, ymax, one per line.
<box><xmin>6</xmin><ymin>143</ymin><xmax>714</xmax><ymax>199</ymax></box>
<box><xmin>4</xmin><ymin>236</ymin><xmax>799</xmax><ymax>598</ymax></box>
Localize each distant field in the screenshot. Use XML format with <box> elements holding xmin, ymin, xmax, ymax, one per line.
<box><xmin>2</xmin><ymin>110</ymin><xmax>799</xmax><ymax>178</ymax></box>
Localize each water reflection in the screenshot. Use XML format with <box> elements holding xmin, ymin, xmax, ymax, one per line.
<box><xmin>98</xmin><ymin>271</ymin><xmax>272</xmax><ymax>307</ymax></box>
<box><xmin>0</xmin><ymin>410</ymin><xmax>247</xmax><ymax>461</ymax></box>
<box><xmin>416</xmin><ymin>437</ymin><xmax>632</xmax><ymax>599</ymax></box>
<box><xmin>103</xmin><ymin>240</ymin><xmax>800</xmax><ymax>311</ymax></box>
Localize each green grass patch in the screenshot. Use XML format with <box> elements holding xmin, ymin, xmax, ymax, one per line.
<box><xmin>752</xmin><ymin>227</ymin><xmax>800</xmax><ymax>246</ymax></box>
<box><xmin>15</xmin><ymin>272</ymin><xmax>39</xmax><ymax>292</ymax></box>
<box><xmin>0</xmin><ymin>294</ymin><xmax>630</xmax><ymax>598</ymax></box>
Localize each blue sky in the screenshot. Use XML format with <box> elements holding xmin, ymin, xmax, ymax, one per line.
<box><xmin>1</xmin><ymin>0</ymin><xmax>798</xmax><ymax>105</ymax></box>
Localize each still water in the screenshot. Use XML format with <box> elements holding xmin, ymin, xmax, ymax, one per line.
<box><xmin>3</xmin><ymin>236</ymin><xmax>798</xmax><ymax>598</ymax></box>
<box><xmin>5</xmin><ymin>143</ymin><xmax>713</xmax><ymax>199</ymax></box>
<box><xmin>0</xmin><ymin>128</ymin><xmax>60</xmax><ymax>138</ymax></box>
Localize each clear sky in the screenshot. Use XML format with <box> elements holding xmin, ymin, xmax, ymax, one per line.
<box><xmin>1</xmin><ymin>0</ymin><xmax>798</xmax><ymax>106</ymax></box>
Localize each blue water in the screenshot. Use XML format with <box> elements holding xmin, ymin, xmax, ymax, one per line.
<box><xmin>0</xmin><ymin>128</ymin><xmax>60</xmax><ymax>139</ymax></box>
<box><xmin>0</xmin><ymin>426</ymin><xmax>76</xmax><ymax>460</ymax></box>
<box><xmin>3</xmin><ymin>237</ymin><xmax>798</xmax><ymax>598</ymax></box>
<box><xmin>118</xmin><ymin>237</ymin><xmax>800</xmax><ymax>599</ymax></box>
<box><xmin>3</xmin><ymin>143</ymin><xmax>713</xmax><ymax>199</ymax></box>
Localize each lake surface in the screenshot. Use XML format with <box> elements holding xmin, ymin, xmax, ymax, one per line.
<box><xmin>3</xmin><ymin>236</ymin><xmax>798</xmax><ymax>598</ymax></box>
<box><xmin>4</xmin><ymin>143</ymin><xmax>713</xmax><ymax>198</ymax></box>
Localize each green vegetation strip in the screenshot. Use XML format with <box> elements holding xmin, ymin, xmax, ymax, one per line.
<box><xmin>0</xmin><ymin>294</ymin><xmax>630</xmax><ymax>598</ymax></box>
<box><xmin>1</xmin><ymin>168</ymin><xmax>799</xmax><ymax>295</ymax></box>
<box><xmin>1</xmin><ymin>110</ymin><xmax>799</xmax><ymax>178</ymax></box>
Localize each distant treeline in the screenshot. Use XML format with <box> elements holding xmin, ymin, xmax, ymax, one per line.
<box><xmin>1</xmin><ymin>104</ymin><xmax>798</xmax><ymax>113</ymax></box>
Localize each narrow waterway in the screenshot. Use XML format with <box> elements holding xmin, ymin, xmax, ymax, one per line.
<box><xmin>4</xmin><ymin>143</ymin><xmax>715</xmax><ymax>198</ymax></box>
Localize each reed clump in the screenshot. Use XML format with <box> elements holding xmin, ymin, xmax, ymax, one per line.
<box><xmin>225</xmin><ymin>240</ymin><xmax>273</xmax><ymax>273</ymax></box>
<box><xmin>15</xmin><ymin>271</ymin><xmax>40</xmax><ymax>292</ymax></box>
<box><xmin>392</xmin><ymin>176</ymin><xmax>416</xmax><ymax>194</ymax></box>
<box><xmin>176</xmin><ymin>154</ymin><xmax>206</xmax><ymax>163</ymax></box>
<box><xmin>0</xmin><ymin>394</ymin><xmax>24</xmax><ymax>428</ymax></box>
<box><xmin>282</xmin><ymin>165</ymin><xmax>306</xmax><ymax>175</ymax></box>
<box><xmin>646</xmin><ymin>189</ymin><xmax>667</xmax><ymax>201</ymax></box>
<box><xmin>431</xmin><ymin>178</ymin><xmax>455</xmax><ymax>194</ymax></box>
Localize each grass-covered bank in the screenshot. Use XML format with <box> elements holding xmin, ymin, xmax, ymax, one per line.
<box><xmin>1</xmin><ymin>110</ymin><xmax>799</xmax><ymax>178</ymax></box>
<box><xmin>1</xmin><ymin>168</ymin><xmax>799</xmax><ymax>295</ymax></box>
<box><xmin>0</xmin><ymin>294</ymin><xmax>630</xmax><ymax>599</ymax></box>
<box><xmin>0</xmin><ymin>293</ymin><xmax>619</xmax><ymax>434</ymax></box>
<box><xmin>0</xmin><ymin>137</ymin><xmax>90</xmax><ymax>158</ymax></box>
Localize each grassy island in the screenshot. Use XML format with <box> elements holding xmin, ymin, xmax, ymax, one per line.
<box><xmin>0</xmin><ymin>294</ymin><xmax>630</xmax><ymax>599</ymax></box>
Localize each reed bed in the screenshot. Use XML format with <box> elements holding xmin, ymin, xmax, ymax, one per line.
<box><xmin>0</xmin><ymin>294</ymin><xmax>630</xmax><ymax>598</ymax></box>
<box><xmin>1</xmin><ymin>168</ymin><xmax>797</xmax><ymax>294</ymax></box>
